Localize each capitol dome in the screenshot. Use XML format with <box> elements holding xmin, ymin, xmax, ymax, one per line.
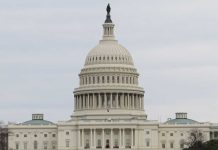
<box><xmin>85</xmin><ymin>40</ymin><xmax>134</xmax><ymax>66</ymax></box>
<box><xmin>72</xmin><ymin>4</ymin><xmax>146</xmax><ymax>119</ymax></box>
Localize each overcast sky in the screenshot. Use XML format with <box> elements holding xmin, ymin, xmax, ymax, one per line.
<box><xmin>0</xmin><ymin>0</ymin><xmax>218</xmax><ymax>124</ymax></box>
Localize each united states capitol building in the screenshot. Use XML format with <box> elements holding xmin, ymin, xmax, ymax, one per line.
<box><xmin>8</xmin><ymin>4</ymin><xmax>218</xmax><ymax>150</ymax></box>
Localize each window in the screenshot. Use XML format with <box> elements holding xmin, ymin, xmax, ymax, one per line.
<box><xmin>97</xmin><ymin>76</ymin><xmax>100</xmax><ymax>83</ymax></box>
<box><xmin>107</xmin><ymin>76</ymin><xmax>110</xmax><ymax>83</ymax></box>
<box><xmin>44</xmin><ymin>134</ymin><xmax>47</xmax><ymax>137</ymax></box>
<box><xmin>44</xmin><ymin>142</ymin><xmax>48</xmax><ymax>149</ymax></box>
<box><xmin>162</xmin><ymin>133</ymin><xmax>165</xmax><ymax>136</ymax></box>
<box><xmin>66</xmin><ymin>140</ymin><xmax>70</xmax><ymax>148</ymax></box>
<box><xmin>24</xmin><ymin>142</ymin><xmax>27</xmax><ymax>150</ymax></box>
<box><xmin>162</xmin><ymin>143</ymin><xmax>165</xmax><ymax>149</ymax></box>
<box><xmin>16</xmin><ymin>143</ymin><xmax>19</xmax><ymax>150</ymax></box>
<box><xmin>52</xmin><ymin>142</ymin><xmax>56</xmax><ymax>149</ymax></box>
<box><xmin>170</xmin><ymin>142</ymin><xmax>174</xmax><ymax>148</ymax></box>
<box><xmin>180</xmin><ymin>143</ymin><xmax>184</xmax><ymax>149</ymax></box>
<box><xmin>93</xmin><ymin>77</ymin><xmax>95</xmax><ymax>84</ymax></box>
<box><xmin>117</xmin><ymin>76</ymin><xmax>120</xmax><ymax>83</ymax></box>
<box><xmin>66</xmin><ymin>131</ymin><xmax>69</xmax><ymax>135</ymax></box>
<box><xmin>24</xmin><ymin>134</ymin><xmax>27</xmax><ymax>137</ymax></box>
<box><xmin>85</xmin><ymin>139</ymin><xmax>90</xmax><ymax>148</ymax></box>
<box><xmin>125</xmin><ymin>139</ymin><xmax>131</xmax><ymax>148</ymax></box>
<box><xmin>34</xmin><ymin>141</ymin><xmax>37</xmax><ymax>150</ymax></box>
<box><xmin>34</xmin><ymin>134</ymin><xmax>37</xmax><ymax>137</ymax></box>
<box><xmin>181</xmin><ymin>133</ymin><xmax>183</xmax><ymax>136</ymax></box>
<box><xmin>102</xmin><ymin>76</ymin><xmax>105</xmax><ymax>83</ymax></box>
<box><xmin>170</xmin><ymin>133</ymin><xmax>173</xmax><ymax>136</ymax></box>
<box><xmin>146</xmin><ymin>141</ymin><xmax>150</xmax><ymax>147</ymax></box>
<box><xmin>97</xmin><ymin>139</ymin><xmax>102</xmax><ymax>148</ymax></box>
<box><xmin>146</xmin><ymin>131</ymin><xmax>150</xmax><ymax>134</ymax></box>
<box><xmin>114</xmin><ymin>139</ymin><xmax>119</xmax><ymax>148</ymax></box>
<box><xmin>52</xmin><ymin>134</ymin><xmax>56</xmax><ymax>137</ymax></box>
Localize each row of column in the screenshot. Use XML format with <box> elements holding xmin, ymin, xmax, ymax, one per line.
<box><xmin>74</xmin><ymin>93</ymin><xmax>144</xmax><ymax>111</ymax></box>
<box><xmin>78</xmin><ymin>128</ymin><xmax>135</xmax><ymax>149</ymax></box>
<box><xmin>80</xmin><ymin>75</ymin><xmax>138</xmax><ymax>86</ymax></box>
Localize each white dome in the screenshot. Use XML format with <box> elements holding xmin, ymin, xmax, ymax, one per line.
<box><xmin>85</xmin><ymin>40</ymin><xmax>134</xmax><ymax>66</ymax></box>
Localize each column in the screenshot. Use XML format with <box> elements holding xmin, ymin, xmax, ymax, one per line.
<box><xmin>83</xmin><ymin>95</ymin><xmax>86</xmax><ymax>109</ymax></box>
<box><xmin>102</xmin><ymin>129</ymin><xmax>105</xmax><ymax>148</ymax></box>
<box><xmin>90</xmin><ymin>129</ymin><xmax>93</xmax><ymax>148</ymax></box>
<box><xmin>121</xmin><ymin>93</ymin><xmax>124</xmax><ymax>108</ymax></box>
<box><xmin>139</xmin><ymin>95</ymin><xmax>141</xmax><ymax>109</ymax></box>
<box><xmin>119</xmin><ymin>129</ymin><xmax>122</xmax><ymax>148</ymax></box>
<box><xmin>94</xmin><ymin>129</ymin><xmax>96</xmax><ymax>148</ymax></box>
<box><xmin>74</xmin><ymin>96</ymin><xmax>76</xmax><ymax>110</ymax></box>
<box><xmin>93</xmin><ymin>93</ymin><xmax>95</xmax><ymax>109</ymax></box>
<box><xmin>104</xmin><ymin>93</ymin><xmax>107</xmax><ymax>108</ymax></box>
<box><xmin>131</xmin><ymin>129</ymin><xmax>133</xmax><ymax>148</ymax></box>
<box><xmin>122</xmin><ymin>129</ymin><xmax>125</xmax><ymax>148</ymax></box>
<box><xmin>132</xmin><ymin>94</ymin><xmax>135</xmax><ymax>109</ymax></box>
<box><xmin>142</xmin><ymin>95</ymin><xmax>144</xmax><ymax>110</ymax></box>
<box><xmin>87</xmin><ymin>94</ymin><xmax>90</xmax><ymax>109</ymax></box>
<box><xmin>98</xmin><ymin>93</ymin><xmax>101</xmax><ymax>108</ymax></box>
<box><xmin>78</xmin><ymin>129</ymin><xmax>80</xmax><ymax>148</ymax></box>
<box><xmin>116</xmin><ymin>93</ymin><xmax>119</xmax><ymax>108</ymax></box>
<box><xmin>111</xmin><ymin>129</ymin><xmax>113</xmax><ymax>148</ymax></box>
<box><xmin>79</xmin><ymin>95</ymin><xmax>81</xmax><ymax>110</ymax></box>
<box><xmin>110</xmin><ymin>93</ymin><xmax>113</xmax><ymax>108</ymax></box>
<box><xmin>128</xmin><ymin>93</ymin><xmax>130</xmax><ymax>109</ymax></box>
<box><xmin>82</xmin><ymin>129</ymin><xmax>84</xmax><ymax>148</ymax></box>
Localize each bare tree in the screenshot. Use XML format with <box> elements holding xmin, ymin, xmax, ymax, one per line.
<box><xmin>0</xmin><ymin>121</ymin><xmax>9</xmax><ymax>150</ymax></box>
<box><xmin>185</xmin><ymin>128</ymin><xmax>205</xmax><ymax>149</ymax></box>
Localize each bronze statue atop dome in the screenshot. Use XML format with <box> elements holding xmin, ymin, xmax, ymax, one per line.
<box><xmin>105</xmin><ymin>3</ymin><xmax>112</xmax><ymax>23</ymax></box>
<box><xmin>106</xmin><ymin>4</ymin><xmax>111</xmax><ymax>15</ymax></box>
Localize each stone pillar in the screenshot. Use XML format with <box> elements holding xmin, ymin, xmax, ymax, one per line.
<box><xmin>94</xmin><ymin>129</ymin><xmax>96</xmax><ymax>148</ymax></box>
<box><xmin>123</xmin><ymin>129</ymin><xmax>125</xmax><ymax>148</ymax></box>
<box><xmin>98</xmin><ymin>93</ymin><xmax>101</xmax><ymax>108</ymax></box>
<box><xmin>111</xmin><ymin>129</ymin><xmax>113</xmax><ymax>148</ymax></box>
<box><xmin>142</xmin><ymin>95</ymin><xmax>144</xmax><ymax>110</ymax></box>
<box><xmin>82</xmin><ymin>129</ymin><xmax>84</xmax><ymax>148</ymax></box>
<box><xmin>139</xmin><ymin>95</ymin><xmax>141</xmax><ymax>109</ymax></box>
<box><xmin>119</xmin><ymin>129</ymin><xmax>122</xmax><ymax>148</ymax></box>
<box><xmin>104</xmin><ymin>93</ymin><xmax>107</xmax><ymax>108</ymax></box>
<box><xmin>78</xmin><ymin>129</ymin><xmax>80</xmax><ymax>148</ymax></box>
<box><xmin>131</xmin><ymin>128</ymin><xmax>134</xmax><ymax>148</ymax></box>
<box><xmin>90</xmin><ymin>129</ymin><xmax>93</xmax><ymax>148</ymax></box>
<box><xmin>110</xmin><ymin>93</ymin><xmax>113</xmax><ymax>108</ymax></box>
<box><xmin>87</xmin><ymin>94</ymin><xmax>90</xmax><ymax>109</ymax></box>
<box><xmin>121</xmin><ymin>93</ymin><xmax>124</xmax><ymax>108</ymax></box>
<box><xmin>102</xmin><ymin>129</ymin><xmax>105</xmax><ymax>148</ymax></box>
<box><xmin>116</xmin><ymin>93</ymin><xmax>119</xmax><ymax>108</ymax></box>
<box><xmin>128</xmin><ymin>93</ymin><xmax>130</xmax><ymax>109</ymax></box>
<box><xmin>74</xmin><ymin>96</ymin><xmax>76</xmax><ymax>110</ymax></box>
<box><xmin>92</xmin><ymin>93</ymin><xmax>95</xmax><ymax>109</ymax></box>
